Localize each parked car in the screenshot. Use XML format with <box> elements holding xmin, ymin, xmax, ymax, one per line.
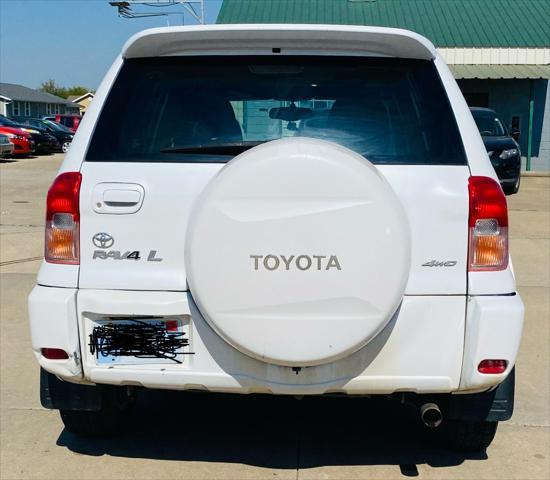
<box><xmin>470</xmin><ymin>107</ymin><xmax>521</xmax><ymax>195</ymax></box>
<box><xmin>0</xmin><ymin>123</ymin><xmax>34</xmax><ymax>156</ymax></box>
<box><xmin>0</xmin><ymin>115</ymin><xmax>58</xmax><ymax>154</ymax></box>
<box><xmin>15</xmin><ymin>118</ymin><xmax>73</xmax><ymax>153</ymax></box>
<box><xmin>53</xmin><ymin>114</ymin><xmax>82</xmax><ymax>132</ymax></box>
<box><xmin>0</xmin><ymin>133</ymin><xmax>15</xmax><ymax>157</ymax></box>
<box><xmin>30</xmin><ymin>25</ymin><xmax>524</xmax><ymax>452</ymax></box>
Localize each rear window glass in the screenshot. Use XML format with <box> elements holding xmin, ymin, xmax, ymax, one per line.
<box><xmin>86</xmin><ymin>56</ymin><xmax>466</xmax><ymax>165</ymax></box>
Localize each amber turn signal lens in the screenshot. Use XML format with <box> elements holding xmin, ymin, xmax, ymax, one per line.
<box><xmin>468</xmin><ymin>177</ymin><xmax>508</xmax><ymax>271</ymax></box>
<box><xmin>44</xmin><ymin>172</ymin><xmax>81</xmax><ymax>265</ymax></box>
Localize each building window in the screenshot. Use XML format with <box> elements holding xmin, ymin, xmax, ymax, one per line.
<box><xmin>24</xmin><ymin>102</ymin><xmax>31</xmax><ymax>117</ymax></box>
<box><xmin>54</xmin><ymin>104</ymin><xmax>60</xmax><ymax>114</ymax></box>
<box><xmin>13</xmin><ymin>101</ymin><xmax>21</xmax><ymax>116</ymax></box>
<box><xmin>46</xmin><ymin>104</ymin><xmax>53</xmax><ymax>115</ymax></box>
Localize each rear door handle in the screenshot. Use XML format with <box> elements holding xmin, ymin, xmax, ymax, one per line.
<box><xmin>92</xmin><ymin>183</ymin><xmax>145</xmax><ymax>214</ymax></box>
<box><xmin>103</xmin><ymin>189</ymin><xmax>141</xmax><ymax>207</ymax></box>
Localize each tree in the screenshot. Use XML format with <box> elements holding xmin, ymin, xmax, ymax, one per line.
<box><xmin>40</xmin><ymin>79</ymin><xmax>62</xmax><ymax>97</ymax></box>
<box><xmin>65</xmin><ymin>86</ymin><xmax>90</xmax><ymax>98</ymax></box>
<box><xmin>39</xmin><ymin>79</ymin><xmax>93</xmax><ymax>99</ymax></box>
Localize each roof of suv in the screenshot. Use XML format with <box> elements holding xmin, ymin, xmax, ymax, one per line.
<box><xmin>122</xmin><ymin>24</ymin><xmax>437</xmax><ymax>60</ymax></box>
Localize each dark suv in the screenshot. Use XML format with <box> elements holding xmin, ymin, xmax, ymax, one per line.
<box><xmin>470</xmin><ymin>107</ymin><xmax>521</xmax><ymax>195</ymax></box>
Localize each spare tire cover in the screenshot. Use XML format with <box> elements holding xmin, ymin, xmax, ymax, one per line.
<box><xmin>185</xmin><ymin>138</ymin><xmax>410</xmax><ymax>366</ymax></box>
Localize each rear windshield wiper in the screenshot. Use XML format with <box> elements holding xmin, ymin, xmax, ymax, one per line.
<box><xmin>160</xmin><ymin>141</ymin><xmax>266</xmax><ymax>155</ymax></box>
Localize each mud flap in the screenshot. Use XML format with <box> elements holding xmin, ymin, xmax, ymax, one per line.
<box><xmin>40</xmin><ymin>368</ymin><xmax>102</xmax><ymax>411</ymax></box>
<box><xmin>447</xmin><ymin>368</ymin><xmax>515</xmax><ymax>422</ymax></box>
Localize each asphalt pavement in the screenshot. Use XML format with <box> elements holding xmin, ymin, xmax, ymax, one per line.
<box><xmin>1</xmin><ymin>153</ymin><xmax>548</xmax><ymax>479</ymax></box>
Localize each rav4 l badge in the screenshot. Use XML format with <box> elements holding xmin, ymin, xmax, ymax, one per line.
<box><xmin>92</xmin><ymin>232</ymin><xmax>163</xmax><ymax>262</ymax></box>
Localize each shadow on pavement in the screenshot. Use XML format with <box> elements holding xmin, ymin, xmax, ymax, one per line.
<box><xmin>1</xmin><ymin>155</ymin><xmax>40</xmax><ymax>163</ymax></box>
<box><xmin>56</xmin><ymin>391</ymin><xmax>487</xmax><ymax>471</ymax></box>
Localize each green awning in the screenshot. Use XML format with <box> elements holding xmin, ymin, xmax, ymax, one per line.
<box><xmin>450</xmin><ymin>64</ymin><xmax>550</xmax><ymax>79</ymax></box>
<box><xmin>217</xmin><ymin>0</ymin><xmax>550</xmax><ymax>48</ymax></box>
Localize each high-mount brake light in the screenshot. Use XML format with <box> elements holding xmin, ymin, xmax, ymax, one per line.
<box><xmin>468</xmin><ymin>176</ymin><xmax>508</xmax><ymax>271</ymax></box>
<box><xmin>45</xmin><ymin>172</ymin><xmax>82</xmax><ymax>264</ymax></box>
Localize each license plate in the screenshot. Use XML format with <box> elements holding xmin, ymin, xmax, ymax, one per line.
<box><xmin>90</xmin><ymin>317</ymin><xmax>189</xmax><ymax>365</ymax></box>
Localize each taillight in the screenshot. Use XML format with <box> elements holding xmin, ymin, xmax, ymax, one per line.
<box><xmin>45</xmin><ymin>172</ymin><xmax>81</xmax><ymax>264</ymax></box>
<box><xmin>468</xmin><ymin>176</ymin><xmax>508</xmax><ymax>271</ymax></box>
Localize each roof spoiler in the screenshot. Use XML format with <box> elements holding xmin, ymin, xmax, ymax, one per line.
<box><xmin>123</xmin><ymin>24</ymin><xmax>436</xmax><ymax>60</ymax></box>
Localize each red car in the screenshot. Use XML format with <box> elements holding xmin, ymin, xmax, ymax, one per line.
<box><xmin>54</xmin><ymin>114</ymin><xmax>82</xmax><ymax>132</ymax></box>
<box><xmin>0</xmin><ymin>126</ymin><xmax>34</xmax><ymax>156</ymax></box>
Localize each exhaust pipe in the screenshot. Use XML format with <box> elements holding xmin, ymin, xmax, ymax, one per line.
<box><xmin>420</xmin><ymin>402</ymin><xmax>443</xmax><ymax>428</ymax></box>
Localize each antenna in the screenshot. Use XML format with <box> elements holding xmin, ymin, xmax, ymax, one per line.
<box><xmin>109</xmin><ymin>1</ymin><xmax>205</xmax><ymax>24</ymax></box>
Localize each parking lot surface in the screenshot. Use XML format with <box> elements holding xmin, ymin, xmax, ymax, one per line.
<box><xmin>1</xmin><ymin>153</ymin><xmax>549</xmax><ymax>479</ymax></box>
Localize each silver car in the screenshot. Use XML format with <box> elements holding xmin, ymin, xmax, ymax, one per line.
<box><xmin>0</xmin><ymin>133</ymin><xmax>15</xmax><ymax>157</ymax></box>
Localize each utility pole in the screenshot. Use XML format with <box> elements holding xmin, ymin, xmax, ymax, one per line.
<box><xmin>109</xmin><ymin>1</ymin><xmax>205</xmax><ymax>24</ymax></box>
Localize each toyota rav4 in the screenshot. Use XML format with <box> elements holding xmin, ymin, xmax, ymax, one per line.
<box><xmin>29</xmin><ymin>25</ymin><xmax>524</xmax><ymax>451</ymax></box>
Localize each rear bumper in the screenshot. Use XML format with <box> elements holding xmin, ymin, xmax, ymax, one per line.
<box><xmin>28</xmin><ymin>287</ymin><xmax>524</xmax><ymax>395</ymax></box>
<box><xmin>0</xmin><ymin>144</ymin><xmax>14</xmax><ymax>156</ymax></box>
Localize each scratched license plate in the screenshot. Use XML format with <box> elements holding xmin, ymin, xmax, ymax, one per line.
<box><xmin>90</xmin><ymin>318</ymin><xmax>188</xmax><ymax>365</ymax></box>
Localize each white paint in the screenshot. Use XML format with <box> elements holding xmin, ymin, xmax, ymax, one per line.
<box><xmin>123</xmin><ymin>24</ymin><xmax>437</xmax><ymax>60</ymax></box>
<box><xmin>30</xmin><ymin>25</ymin><xmax>524</xmax><ymax>396</ymax></box>
<box><xmin>28</xmin><ymin>285</ymin><xmax>82</xmax><ymax>380</ymax></box>
<box><xmin>74</xmin><ymin>289</ymin><xmax>465</xmax><ymax>393</ymax></box>
<box><xmin>460</xmin><ymin>294</ymin><xmax>524</xmax><ymax>391</ymax></box>
<box><xmin>185</xmin><ymin>138</ymin><xmax>411</xmax><ymax>366</ymax></box>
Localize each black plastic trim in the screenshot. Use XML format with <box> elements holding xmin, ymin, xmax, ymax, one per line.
<box><xmin>447</xmin><ymin>368</ymin><xmax>515</xmax><ymax>422</ymax></box>
<box><xmin>40</xmin><ymin>368</ymin><xmax>102</xmax><ymax>411</ymax></box>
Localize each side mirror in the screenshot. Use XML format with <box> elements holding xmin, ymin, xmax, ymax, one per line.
<box><xmin>510</xmin><ymin>129</ymin><xmax>520</xmax><ymax>141</ymax></box>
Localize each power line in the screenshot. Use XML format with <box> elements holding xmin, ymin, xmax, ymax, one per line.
<box><xmin>109</xmin><ymin>1</ymin><xmax>205</xmax><ymax>24</ymax></box>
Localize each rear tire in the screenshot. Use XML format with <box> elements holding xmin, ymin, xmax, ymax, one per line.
<box><xmin>513</xmin><ymin>174</ymin><xmax>521</xmax><ymax>194</ymax></box>
<box><xmin>61</xmin><ymin>141</ymin><xmax>70</xmax><ymax>153</ymax></box>
<box><xmin>503</xmin><ymin>175</ymin><xmax>520</xmax><ymax>195</ymax></box>
<box><xmin>442</xmin><ymin>419</ymin><xmax>498</xmax><ymax>452</ymax></box>
<box><xmin>60</xmin><ymin>387</ymin><xmax>135</xmax><ymax>437</ymax></box>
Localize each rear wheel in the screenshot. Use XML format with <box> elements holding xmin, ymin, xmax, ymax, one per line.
<box><xmin>513</xmin><ymin>174</ymin><xmax>521</xmax><ymax>194</ymax></box>
<box><xmin>503</xmin><ymin>175</ymin><xmax>520</xmax><ymax>195</ymax></box>
<box><xmin>442</xmin><ymin>419</ymin><xmax>498</xmax><ymax>452</ymax></box>
<box><xmin>61</xmin><ymin>141</ymin><xmax>70</xmax><ymax>153</ymax></box>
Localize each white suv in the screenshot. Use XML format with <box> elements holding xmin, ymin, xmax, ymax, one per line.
<box><xmin>29</xmin><ymin>25</ymin><xmax>524</xmax><ymax>451</ymax></box>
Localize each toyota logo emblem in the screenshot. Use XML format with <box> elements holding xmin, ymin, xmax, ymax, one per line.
<box><xmin>93</xmin><ymin>232</ymin><xmax>114</xmax><ymax>249</ymax></box>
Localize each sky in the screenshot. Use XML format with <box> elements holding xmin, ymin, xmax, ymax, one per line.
<box><xmin>0</xmin><ymin>0</ymin><xmax>223</xmax><ymax>90</ymax></box>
